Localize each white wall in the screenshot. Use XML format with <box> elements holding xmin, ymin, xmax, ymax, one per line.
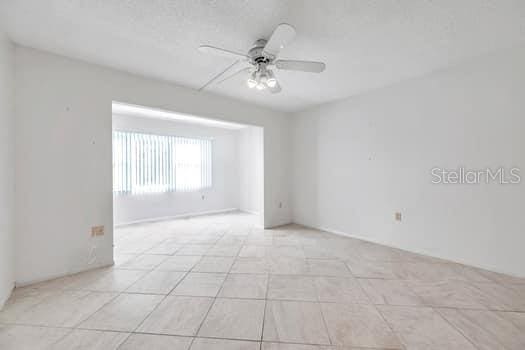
<box><xmin>0</xmin><ymin>32</ymin><xmax>15</xmax><ymax>306</ymax></box>
<box><xmin>292</xmin><ymin>45</ymin><xmax>525</xmax><ymax>277</ymax></box>
<box><xmin>15</xmin><ymin>46</ymin><xmax>291</xmax><ymax>285</ymax></box>
<box><xmin>112</xmin><ymin>114</ymin><xmax>240</xmax><ymax>225</ymax></box>
<box><xmin>238</xmin><ymin>126</ymin><xmax>264</xmax><ymax>223</ymax></box>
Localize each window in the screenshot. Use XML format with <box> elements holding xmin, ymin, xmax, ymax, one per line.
<box><xmin>113</xmin><ymin>131</ymin><xmax>212</xmax><ymax>194</ymax></box>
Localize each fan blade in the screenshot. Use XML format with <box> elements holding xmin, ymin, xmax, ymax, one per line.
<box><xmin>268</xmin><ymin>81</ymin><xmax>282</xmax><ymax>94</ymax></box>
<box><xmin>275</xmin><ymin>59</ymin><xmax>326</xmax><ymax>73</ymax></box>
<box><xmin>198</xmin><ymin>60</ymin><xmax>240</xmax><ymax>91</ymax></box>
<box><xmin>263</xmin><ymin>23</ymin><xmax>296</xmax><ymax>57</ymax></box>
<box><xmin>217</xmin><ymin>66</ymin><xmax>251</xmax><ymax>84</ymax></box>
<box><xmin>198</xmin><ymin>45</ymin><xmax>248</xmax><ymax>60</ymax></box>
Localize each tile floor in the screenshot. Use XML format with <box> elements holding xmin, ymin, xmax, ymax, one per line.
<box><xmin>1</xmin><ymin>212</ymin><xmax>525</xmax><ymax>349</ymax></box>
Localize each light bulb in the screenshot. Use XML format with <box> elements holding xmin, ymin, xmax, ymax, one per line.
<box><xmin>247</xmin><ymin>78</ymin><xmax>257</xmax><ymax>88</ymax></box>
<box><xmin>256</xmin><ymin>82</ymin><xmax>266</xmax><ymax>90</ymax></box>
<box><xmin>247</xmin><ymin>72</ymin><xmax>257</xmax><ymax>88</ymax></box>
<box><xmin>266</xmin><ymin>70</ymin><xmax>277</xmax><ymax>88</ymax></box>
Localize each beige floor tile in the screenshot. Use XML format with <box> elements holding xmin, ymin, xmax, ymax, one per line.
<box><xmin>321</xmin><ymin>302</ymin><xmax>402</xmax><ymax>348</ymax></box>
<box><xmin>262</xmin><ymin>344</ymin><xmax>336</xmax><ymax>350</ymax></box>
<box><xmin>0</xmin><ymin>324</ymin><xmax>70</xmax><ymax>350</ymax></box>
<box><xmin>314</xmin><ymin>276</ymin><xmax>369</xmax><ymax>304</ymax></box>
<box><xmin>156</xmin><ymin>256</ymin><xmax>202</xmax><ymax>271</ymax></box>
<box><xmin>198</xmin><ymin>298</ymin><xmax>265</xmax><ymax>340</ymax></box>
<box><xmin>176</xmin><ymin>244</ymin><xmax>213</xmax><ymax>255</ymax></box>
<box><xmin>114</xmin><ymin>253</ymin><xmax>139</xmax><ymax>267</ymax></box>
<box><xmin>267</xmin><ymin>246</ymin><xmax>305</xmax><ymax>258</ymax></box>
<box><xmin>438</xmin><ymin>308</ymin><xmax>525</xmax><ymax>350</ymax></box>
<box><xmin>147</xmin><ymin>241</ymin><xmax>183</xmax><ymax>255</ymax></box>
<box><xmin>192</xmin><ymin>257</ymin><xmax>235</xmax><ymax>273</ymax></box>
<box><xmin>378</xmin><ymin>305</ymin><xmax>475</xmax><ymax>349</ymax></box>
<box><xmin>243</xmin><ymin>236</ymin><xmax>273</xmax><ymax>246</ymax></box>
<box><xmin>58</xmin><ymin>268</ymin><xmax>110</xmax><ymax>289</ymax></box>
<box><xmin>230</xmin><ymin>258</ymin><xmax>270</xmax><ymax>274</ymax></box>
<box><xmin>263</xmin><ymin>300</ymin><xmax>330</xmax><ymax>345</ymax></box>
<box><xmin>16</xmin><ymin>274</ymin><xmax>75</xmax><ymax>291</ymax></box>
<box><xmin>345</xmin><ymin>258</ymin><xmax>402</xmax><ymax>279</ymax></box>
<box><xmin>450</xmin><ymin>264</ymin><xmax>497</xmax><ymax>282</ymax></box>
<box><xmin>218</xmin><ymin>236</ymin><xmax>247</xmax><ymax>246</ymax></box>
<box><xmin>190</xmin><ymin>236</ymin><xmax>221</xmax><ymax>245</ymax></box>
<box><xmin>268</xmin><ymin>275</ymin><xmax>318</xmax><ymax>301</ymax></box>
<box><xmin>406</xmin><ymin>280</ymin><xmax>488</xmax><ymax>309</ymax></box>
<box><xmin>268</xmin><ymin>257</ymin><xmax>309</xmax><ymax>275</ymax></box>
<box><xmin>472</xmin><ymin>283</ymin><xmax>525</xmax><ymax>311</ymax></box>
<box><xmin>358</xmin><ymin>279</ymin><xmax>423</xmax><ymax>306</ymax></box>
<box><xmin>126</xmin><ymin>271</ymin><xmax>186</xmax><ymax>294</ymax></box>
<box><xmin>15</xmin><ymin>290</ymin><xmax>117</xmax><ymax>327</ymax></box>
<box><xmin>51</xmin><ymin>329</ymin><xmax>129</xmax><ymax>350</ymax></box>
<box><xmin>399</xmin><ymin>262</ymin><xmax>466</xmax><ymax>281</ymax></box>
<box><xmin>479</xmin><ymin>270</ymin><xmax>525</xmax><ymax>285</ymax></box>
<box><xmin>119</xmin><ymin>333</ymin><xmax>193</xmax><ymax>350</ymax></box>
<box><xmin>501</xmin><ymin>311</ymin><xmax>525</xmax><ymax>329</ymax></box>
<box><xmin>80</xmin><ymin>293</ymin><xmax>163</xmax><ymax>331</ymax></box>
<box><xmin>0</xmin><ymin>288</ymin><xmax>56</xmax><ymax>323</ymax></box>
<box><xmin>273</xmin><ymin>237</ymin><xmax>302</xmax><ymax>247</ymax></box>
<box><xmin>138</xmin><ymin>296</ymin><xmax>213</xmax><ymax>336</ymax></box>
<box><xmin>474</xmin><ymin>283</ymin><xmax>525</xmax><ymax>311</ymax></box>
<box><xmin>117</xmin><ymin>254</ymin><xmax>169</xmax><ymax>270</ymax></box>
<box><xmin>68</xmin><ymin>269</ymin><xmax>147</xmax><ymax>292</ymax></box>
<box><xmin>218</xmin><ymin>273</ymin><xmax>268</xmax><ymax>299</ymax></box>
<box><xmin>303</xmin><ymin>245</ymin><xmax>340</xmax><ymax>259</ymax></box>
<box><xmin>205</xmin><ymin>244</ymin><xmax>242</xmax><ymax>257</ymax></box>
<box><xmin>171</xmin><ymin>273</ymin><xmax>226</xmax><ymax>297</ymax></box>
<box><xmin>357</xmin><ymin>243</ymin><xmax>425</xmax><ymax>263</ymax></box>
<box><xmin>190</xmin><ymin>338</ymin><xmax>260</xmax><ymax>350</ymax></box>
<box><xmin>307</xmin><ymin>259</ymin><xmax>352</xmax><ymax>276</ymax></box>
<box><xmin>239</xmin><ymin>245</ymin><xmax>268</xmax><ymax>258</ymax></box>
<box><xmin>115</xmin><ymin>240</ymin><xmax>158</xmax><ymax>255</ymax></box>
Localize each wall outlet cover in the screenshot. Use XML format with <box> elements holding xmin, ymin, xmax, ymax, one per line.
<box><xmin>91</xmin><ymin>225</ymin><xmax>104</xmax><ymax>236</ymax></box>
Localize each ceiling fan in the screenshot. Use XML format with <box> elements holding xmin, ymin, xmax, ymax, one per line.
<box><xmin>197</xmin><ymin>23</ymin><xmax>326</xmax><ymax>93</ymax></box>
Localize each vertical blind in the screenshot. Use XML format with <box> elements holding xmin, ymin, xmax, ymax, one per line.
<box><xmin>113</xmin><ymin>131</ymin><xmax>212</xmax><ymax>194</ymax></box>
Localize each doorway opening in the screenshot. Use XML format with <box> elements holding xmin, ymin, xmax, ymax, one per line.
<box><xmin>111</xmin><ymin>102</ymin><xmax>264</xmax><ymax>260</ymax></box>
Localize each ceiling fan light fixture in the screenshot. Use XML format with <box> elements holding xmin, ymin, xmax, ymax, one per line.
<box><xmin>259</xmin><ymin>73</ymin><xmax>268</xmax><ymax>84</ymax></box>
<box><xmin>247</xmin><ymin>78</ymin><xmax>257</xmax><ymax>88</ymax></box>
<box><xmin>247</xmin><ymin>72</ymin><xmax>257</xmax><ymax>88</ymax></box>
<box><xmin>266</xmin><ymin>70</ymin><xmax>277</xmax><ymax>88</ymax></box>
<box><xmin>198</xmin><ymin>23</ymin><xmax>326</xmax><ymax>94</ymax></box>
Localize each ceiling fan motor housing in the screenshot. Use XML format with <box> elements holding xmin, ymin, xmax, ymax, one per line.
<box><xmin>249</xmin><ymin>39</ymin><xmax>272</xmax><ymax>65</ymax></box>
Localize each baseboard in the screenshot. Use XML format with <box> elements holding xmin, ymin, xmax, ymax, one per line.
<box><xmin>115</xmin><ymin>208</ymin><xmax>239</xmax><ymax>227</ymax></box>
<box><xmin>239</xmin><ymin>209</ymin><xmax>260</xmax><ymax>215</ymax></box>
<box><xmin>0</xmin><ymin>283</ymin><xmax>15</xmax><ymax>310</ymax></box>
<box><xmin>306</xmin><ymin>223</ymin><xmax>524</xmax><ymax>279</ymax></box>
<box><xmin>15</xmin><ymin>262</ymin><xmax>113</xmax><ymax>288</ymax></box>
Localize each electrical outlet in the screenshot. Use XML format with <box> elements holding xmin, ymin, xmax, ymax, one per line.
<box><xmin>91</xmin><ymin>225</ymin><xmax>104</xmax><ymax>236</ymax></box>
<box><xmin>395</xmin><ymin>212</ymin><xmax>402</xmax><ymax>221</ymax></box>
<box><xmin>279</xmin><ymin>202</ymin><xmax>283</xmax><ymax>209</ymax></box>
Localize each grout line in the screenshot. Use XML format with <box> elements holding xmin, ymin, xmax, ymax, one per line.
<box><xmin>434</xmin><ymin>307</ymin><xmax>484</xmax><ymax>350</ymax></box>
<box><xmin>259</xmin><ymin>268</ymin><xmax>270</xmax><ymax>349</ymax></box>
<box><xmin>191</xmin><ymin>225</ymin><xmax>232</xmax><ymax>340</ymax></box>
<box><xmin>373</xmin><ymin>303</ymin><xmax>407</xmax><ymax>350</ymax></box>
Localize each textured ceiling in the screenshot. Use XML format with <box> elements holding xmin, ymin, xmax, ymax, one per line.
<box><xmin>2</xmin><ymin>0</ymin><xmax>525</xmax><ymax>112</ymax></box>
